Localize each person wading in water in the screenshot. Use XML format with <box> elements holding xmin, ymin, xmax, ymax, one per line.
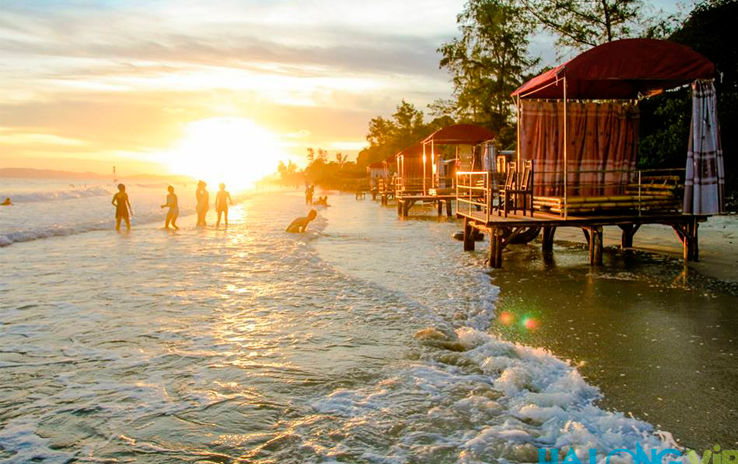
<box><xmin>112</xmin><ymin>184</ymin><xmax>133</xmax><ymax>231</ymax></box>
<box><xmin>196</xmin><ymin>181</ymin><xmax>209</xmax><ymax>226</ymax></box>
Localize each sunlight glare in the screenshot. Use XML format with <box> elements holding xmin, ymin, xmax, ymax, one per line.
<box><xmin>167</xmin><ymin>118</ymin><xmax>283</xmax><ymax>191</ymax></box>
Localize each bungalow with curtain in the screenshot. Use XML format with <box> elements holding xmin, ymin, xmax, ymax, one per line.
<box><xmin>456</xmin><ymin>39</ymin><xmax>724</xmax><ymax>268</ymax></box>
<box><xmin>395</xmin><ymin>124</ymin><xmax>495</xmax><ymax>217</ymax></box>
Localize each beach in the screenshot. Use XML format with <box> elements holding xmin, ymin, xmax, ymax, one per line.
<box><xmin>1</xmin><ymin>184</ymin><xmax>737</xmax><ymax>462</ymax></box>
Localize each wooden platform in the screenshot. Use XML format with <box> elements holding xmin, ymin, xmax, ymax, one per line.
<box><xmin>397</xmin><ymin>194</ymin><xmax>456</xmax><ymax>217</ymax></box>
<box><xmin>457</xmin><ymin>209</ymin><xmax>706</xmax><ymax>268</ymax></box>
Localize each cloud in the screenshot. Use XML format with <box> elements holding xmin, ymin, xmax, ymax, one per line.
<box><xmin>0</xmin><ymin>0</ymin><xmax>465</xmax><ymax>173</ymax></box>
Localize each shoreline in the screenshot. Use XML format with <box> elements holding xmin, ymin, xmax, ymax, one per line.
<box><xmin>552</xmin><ymin>214</ymin><xmax>738</xmax><ymax>284</ymax></box>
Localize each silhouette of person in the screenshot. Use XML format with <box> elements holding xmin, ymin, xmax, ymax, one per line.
<box><xmin>196</xmin><ymin>181</ymin><xmax>209</xmax><ymax>226</ymax></box>
<box><xmin>305</xmin><ymin>185</ymin><xmax>314</xmax><ymax>205</ymax></box>
<box><xmin>1</xmin><ymin>198</ymin><xmax>11</xmax><ymax>206</ymax></box>
<box><xmin>286</xmin><ymin>209</ymin><xmax>317</xmax><ymax>233</ymax></box>
<box><xmin>112</xmin><ymin>184</ymin><xmax>132</xmax><ymax>231</ymax></box>
<box><xmin>161</xmin><ymin>185</ymin><xmax>179</xmax><ymax>229</ymax></box>
<box><xmin>215</xmin><ymin>183</ymin><xmax>233</xmax><ymax>227</ymax></box>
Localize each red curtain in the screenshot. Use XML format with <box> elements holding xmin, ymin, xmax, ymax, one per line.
<box><xmin>520</xmin><ymin>100</ymin><xmax>639</xmax><ymax>197</ymax></box>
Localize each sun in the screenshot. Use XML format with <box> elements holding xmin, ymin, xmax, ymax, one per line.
<box><xmin>166</xmin><ymin>118</ymin><xmax>284</xmax><ymax>192</ymax></box>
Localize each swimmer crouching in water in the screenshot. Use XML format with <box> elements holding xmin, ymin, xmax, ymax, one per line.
<box><xmin>286</xmin><ymin>209</ymin><xmax>317</xmax><ymax>233</ymax></box>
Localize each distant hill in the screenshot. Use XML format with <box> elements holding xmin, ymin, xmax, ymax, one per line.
<box><xmin>0</xmin><ymin>168</ymin><xmax>194</xmax><ymax>183</ymax></box>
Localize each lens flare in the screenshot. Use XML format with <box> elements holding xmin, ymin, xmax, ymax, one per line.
<box><xmin>499</xmin><ymin>311</ymin><xmax>515</xmax><ymax>326</ymax></box>
<box><xmin>522</xmin><ymin>317</ymin><xmax>538</xmax><ymax>331</ymax></box>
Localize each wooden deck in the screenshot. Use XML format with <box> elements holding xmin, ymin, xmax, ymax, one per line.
<box><xmin>457</xmin><ymin>209</ymin><xmax>706</xmax><ymax>268</ymax></box>
<box><xmin>397</xmin><ymin>194</ymin><xmax>456</xmax><ymax>217</ymax></box>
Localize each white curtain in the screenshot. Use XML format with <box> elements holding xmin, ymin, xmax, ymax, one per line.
<box><xmin>436</xmin><ymin>156</ymin><xmax>445</xmax><ymax>187</ymax></box>
<box><xmin>684</xmin><ymin>79</ymin><xmax>725</xmax><ymax>214</ymax></box>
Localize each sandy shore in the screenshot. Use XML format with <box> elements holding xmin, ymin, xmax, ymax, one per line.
<box><xmin>553</xmin><ymin>214</ymin><xmax>738</xmax><ymax>283</ymax></box>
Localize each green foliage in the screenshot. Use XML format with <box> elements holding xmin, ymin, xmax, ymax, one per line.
<box><xmin>638</xmin><ymin>88</ymin><xmax>691</xmax><ymax>169</ymax></box>
<box><xmin>356</xmin><ymin>100</ymin><xmax>454</xmax><ymax>168</ymax></box>
<box><xmin>521</xmin><ymin>0</ymin><xmax>646</xmax><ymax>53</ymax></box>
<box><xmin>639</xmin><ymin>0</ymin><xmax>738</xmax><ymax>197</ymax></box>
<box><xmin>437</xmin><ymin>0</ymin><xmax>538</xmax><ymax>135</ymax></box>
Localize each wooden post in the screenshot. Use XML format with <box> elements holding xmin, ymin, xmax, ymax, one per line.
<box><xmin>463</xmin><ymin>218</ymin><xmax>475</xmax><ymax>251</ymax></box>
<box><xmin>620</xmin><ymin>224</ymin><xmax>633</xmax><ymax>249</ymax></box>
<box><xmin>692</xmin><ymin>218</ymin><xmax>700</xmax><ymax>261</ymax></box>
<box><xmin>446</xmin><ymin>199</ymin><xmax>452</xmax><ymax>217</ymax></box>
<box><xmin>589</xmin><ymin>226</ymin><xmax>603</xmax><ymax>266</ymax></box>
<box><xmin>542</xmin><ymin>226</ymin><xmax>556</xmax><ymax>252</ymax></box>
<box><xmin>397</xmin><ymin>200</ymin><xmax>403</xmax><ymax>217</ymax></box>
<box><xmin>618</xmin><ymin>224</ymin><xmax>640</xmax><ymax>250</ymax></box>
<box><xmin>437</xmin><ymin>200</ymin><xmax>443</xmax><ymax>216</ymax></box>
<box><xmin>488</xmin><ymin>228</ymin><xmax>503</xmax><ymax>268</ymax></box>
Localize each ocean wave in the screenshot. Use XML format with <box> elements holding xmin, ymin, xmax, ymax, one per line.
<box><xmin>0</xmin><ymin>186</ymin><xmax>113</xmax><ymax>203</ymax></box>
<box><xmin>311</xmin><ymin>326</ymin><xmax>685</xmax><ymax>462</ymax></box>
<box><xmin>0</xmin><ymin>209</ymin><xmax>187</xmax><ymax>247</ymax></box>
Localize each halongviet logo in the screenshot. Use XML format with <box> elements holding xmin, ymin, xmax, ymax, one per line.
<box><xmin>538</xmin><ymin>444</ymin><xmax>737</xmax><ymax>464</ymax></box>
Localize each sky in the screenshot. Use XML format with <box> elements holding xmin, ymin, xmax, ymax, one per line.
<box><xmin>0</xmin><ymin>0</ymin><xmax>683</xmax><ymax>183</ymax></box>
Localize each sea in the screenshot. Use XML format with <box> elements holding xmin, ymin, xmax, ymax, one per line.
<box><xmin>1</xmin><ymin>178</ymin><xmax>736</xmax><ymax>463</ymax></box>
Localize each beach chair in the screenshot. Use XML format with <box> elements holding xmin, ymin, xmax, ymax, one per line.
<box><xmin>497</xmin><ymin>162</ymin><xmax>516</xmax><ymax>216</ymax></box>
<box><xmin>499</xmin><ymin>161</ymin><xmax>534</xmax><ymax>217</ymax></box>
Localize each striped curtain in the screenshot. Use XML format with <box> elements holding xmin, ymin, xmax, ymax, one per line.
<box><xmin>520</xmin><ymin>100</ymin><xmax>639</xmax><ymax>197</ymax></box>
<box><xmin>684</xmin><ymin>79</ymin><xmax>725</xmax><ymax>215</ymax></box>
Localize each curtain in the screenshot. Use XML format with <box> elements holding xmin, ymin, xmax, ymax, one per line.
<box><xmin>684</xmin><ymin>79</ymin><xmax>725</xmax><ymax>215</ymax></box>
<box><xmin>520</xmin><ymin>100</ymin><xmax>639</xmax><ymax>197</ymax></box>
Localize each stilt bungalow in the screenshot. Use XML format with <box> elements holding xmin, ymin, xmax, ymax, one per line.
<box><xmin>396</xmin><ymin>124</ymin><xmax>495</xmax><ymax>217</ymax></box>
<box><xmin>456</xmin><ymin>39</ymin><xmax>724</xmax><ymax>267</ymax></box>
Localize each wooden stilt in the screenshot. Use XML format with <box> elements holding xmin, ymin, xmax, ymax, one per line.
<box><xmin>692</xmin><ymin>218</ymin><xmax>700</xmax><ymax>261</ymax></box>
<box><xmin>495</xmin><ymin>229</ymin><xmax>504</xmax><ymax>268</ymax></box>
<box><xmin>403</xmin><ymin>200</ymin><xmax>414</xmax><ymax>217</ymax></box>
<box><xmin>463</xmin><ymin>218</ymin><xmax>475</xmax><ymax>251</ymax></box>
<box><xmin>488</xmin><ymin>229</ymin><xmax>500</xmax><ymax>267</ymax></box>
<box><xmin>542</xmin><ymin>226</ymin><xmax>556</xmax><ymax>252</ymax></box>
<box><xmin>437</xmin><ymin>201</ymin><xmax>443</xmax><ymax>216</ymax></box>
<box><xmin>397</xmin><ymin>200</ymin><xmax>403</xmax><ymax>217</ymax></box>
<box><xmin>589</xmin><ymin>226</ymin><xmax>603</xmax><ymax>266</ymax></box>
<box><xmin>618</xmin><ymin>224</ymin><xmax>640</xmax><ymax>250</ymax></box>
<box><xmin>446</xmin><ymin>199</ymin><xmax>452</xmax><ymax>217</ymax></box>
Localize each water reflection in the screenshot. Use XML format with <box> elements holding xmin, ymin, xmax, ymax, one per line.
<box><xmin>491</xmin><ymin>243</ymin><xmax>738</xmax><ymax>449</ymax></box>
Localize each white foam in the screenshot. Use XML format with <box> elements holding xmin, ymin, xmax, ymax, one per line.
<box><xmin>0</xmin><ymin>186</ymin><xmax>112</xmax><ymax>203</ymax></box>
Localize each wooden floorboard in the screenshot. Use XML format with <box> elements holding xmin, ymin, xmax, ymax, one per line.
<box><xmin>457</xmin><ymin>209</ymin><xmax>707</xmax><ymax>227</ymax></box>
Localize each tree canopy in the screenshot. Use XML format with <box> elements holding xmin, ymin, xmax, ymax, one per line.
<box><xmin>436</xmin><ymin>0</ymin><xmax>537</xmax><ymax>147</ymax></box>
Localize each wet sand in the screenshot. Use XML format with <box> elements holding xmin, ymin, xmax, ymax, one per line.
<box><xmin>485</xmin><ymin>216</ymin><xmax>738</xmax><ymax>450</ymax></box>
<box><xmin>554</xmin><ymin>215</ymin><xmax>738</xmax><ymax>283</ymax></box>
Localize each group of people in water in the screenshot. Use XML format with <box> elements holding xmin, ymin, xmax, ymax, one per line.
<box><xmin>111</xmin><ymin>181</ymin><xmax>233</xmax><ymax>231</ymax></box>
<box><xmin>110</xmin><ymin>181</ymin><xmax>321</xmax><ymax>233</ymax></box>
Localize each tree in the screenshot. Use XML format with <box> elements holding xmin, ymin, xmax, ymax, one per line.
<box><xmin>521</xmin><ymin>0</ymin><xmax>646</xmax><ymax>53</ymax></box>
<box><xmin>357</xmin><ymin>100</ymin><xmax>433</xmax><ymax>168</ymax></box>
<box><xmin>438</xmin><ymin>0</ymin><xmax>538</xmax><ymax>137</ymax></box>
<box><xmin>336</xmin><ymin>153</ymin><xmax>347</xmax><ymax>168</ymax></box>
<box><xmin>306</xmin><ymin>147</ymin><xmax>314</xmax><ymax>164</ymax></box>
<box><xmin>639</xmin><ymin>0</ymin><xmax>738</xmax><ymax>204</ymax></box>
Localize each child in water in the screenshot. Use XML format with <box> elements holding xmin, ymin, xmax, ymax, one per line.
<box><xmin>161</xmin><ymin>186</ymin><xmax>179</xmax><ymax>230</ymax></box>
<box><xmin>286</xmin><ymin>209</ymin><xmax>317</xmax><ymax>233</ymax></box>
<box><xmin>215</xmin><ymin>183</ymin><xmax>233</xmax><ymax>227</ymax></box>
<box><xmin>112</xmin><ymin>184</ymin><xmax>133</xmax><ymax>231</ymax></box>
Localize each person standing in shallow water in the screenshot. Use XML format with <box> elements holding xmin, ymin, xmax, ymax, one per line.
<box><xmin>196</xmin><ymin>181</ymin><xmax>209</xmax><ymax>226</ymax></box>
<box><xmin>161</xmin><ymin>186</ymin><xmax>179</xmax><ymax>230</ymax></box>
<box><xmin>215</xmin><ymin>183</ymin><xmax>233</xmax><ymax>227</ymax></box>
<box><xmin>112</xmin><ymin>183</ymin><xmax>132</xmax><ymax>231</ymax></box>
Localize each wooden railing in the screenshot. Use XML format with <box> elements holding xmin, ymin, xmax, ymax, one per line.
<box><xmin>456</xmin><ymin>171</ymin><xmax>492</xmax><ymax>223</ymax></box>
<box><xmin>456</xmin><ymin>167</ymin><xmax>685</xmax><ymax>218</ymax></box>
